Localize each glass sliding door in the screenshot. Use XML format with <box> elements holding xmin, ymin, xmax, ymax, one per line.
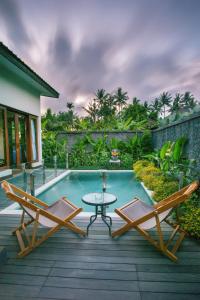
<box><xmin>0</xmin><ymin>108</ymin><xmax>6</xmax><ymax>166</ymax></box>
<box><xmin>30</xmin><ymin>118</ymin><xmax>38</xmax><ymax>161</ymax></box>
<box><xmin>18</xmin><ymin>115</ymin><xmax>27</xmax><ymax>163</ymax></box>
<box><xmin>7</xmin><ymin>111</ymin><xmax>17</xmax><ymax>167</ymax></box>
<box><xmin>7</xmin><ymin>111</ymin><xmax>30</xmax><ymax>167</ymax></box>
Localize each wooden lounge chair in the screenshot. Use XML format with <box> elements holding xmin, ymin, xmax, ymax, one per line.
<box><xmin>112</xmin><ymin>181</ymin><xmax>199</xmax><ymax>261</ymax></box>
<box><xmin>1</xmin><ymin>181</ymin><xmax>86</xmax><ymax>258</ymax></box>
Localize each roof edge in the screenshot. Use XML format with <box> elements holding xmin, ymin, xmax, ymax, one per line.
<box><xmin>0</xmin><ymin>42</ymin><xmax>59</xmax><ymax>98</ymax></box>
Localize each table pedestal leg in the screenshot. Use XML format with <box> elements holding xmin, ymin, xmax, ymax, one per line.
<box><xmin>87</xmin><ymin>214</ymin><xmax>97</xmax><ymax>235</ymax></box>
<box><xmin>101</xmin><ymin>206</ymin><xmax>112</xmax><ymax>235</ymax></box>
<box><xmin>87</xmin><ymin>205</ymin><xmax>113</xmax><ymax>236</ymax></box>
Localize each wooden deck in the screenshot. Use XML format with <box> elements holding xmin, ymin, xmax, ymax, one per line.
<box><xmin>0</xmin><ymin>214</ymin><xmax>199</xmax><ymax>300</ymax></box>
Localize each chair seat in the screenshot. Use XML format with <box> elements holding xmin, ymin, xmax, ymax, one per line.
<box><xmin>46</xmin><ymin>198</ymin><xmax>75</xmax><ymax>220</ymax></box>
<box><xmin>26</xmin><ymin>198</ymin><xmax>76</xmax><ymax>228</ymax></box>
<box><xmin>121</xmin><ymin>199</ymin><xmax>171</xmax><ymax>230</ymax></box>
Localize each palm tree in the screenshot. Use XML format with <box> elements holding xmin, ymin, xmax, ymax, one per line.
<box><xmin>95</xmin><ymin>89</ymin><xmax>108</xmax><ymax>105</ymax></box>
<box><xmin>159</xmin><ymin>92</ymin><xmax>172</xmax><ymax>118</ymax></box>
<box><xmin>82</xmin><ymin>99</ymin><xmax>99</xmax><ymax>123</ymax></box>
<box><xmin>94</xmin><ymin>89</ymin><xmax>108</xmax><ymax>118</ymax></box>
<box><xmin>170</xmin><ymin>93</ymin><xmax>182</xmax><ymax>115</ymax></box>
<box><xmin>181</xmin><ymin>92</ymin><xmax>196</xmax><ymax>110</ymax></box>
<box><xmin>132</xmin><ymin>97</ymin><xmax>140</xmax><ymax>105</ymax></box>
<box><xmin>66</xmin><ymin>102</ymin><xmax>75</xmax><ymax>129</ymax></box>
<box><xmin>114</xmin><ymin>87</ymin><xmax>129</xmax><ymax>113</ymax></box>
<box><xmin>143</xmin><ymin>101</ymin><xmax>149</xmax><ymax>111</ymax></box>
<box><xmin>66</xmin><ymin>102</ymin><xmax>74</xmax><ymax>111</ymax></box>
<box><xmin>150</xmin><ymin>98</ymin><xmax>162</xmax><ymax>115</ymax></box>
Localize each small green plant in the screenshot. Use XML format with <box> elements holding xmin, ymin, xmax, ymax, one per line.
<box><xmin>133</xmin><ymin>160</ymin><xmax>153</xmax><ymax>177</ymax></box>
<box><xmin>139</xmin><ymin>165</ymin><xmax>161</xmax><ymax>181</ymax></box>
<box><xmin>179</xmin><ymin>203</ymin><xmax>200</xmax><ymax>239</ymax></box>
<box><xmin>133</xmin><ymin>159</ymin><xmax>179</xmax><ymax>202</ymax></box>
<box><xmin>142</xmin><ymin>174</ymin><xmax>165</xmax><ymax>191</ymax></box>
<box><xmin>153</xmin><ymin>181</ymin><xmax>179</xmax><ymax>202</ymax></box>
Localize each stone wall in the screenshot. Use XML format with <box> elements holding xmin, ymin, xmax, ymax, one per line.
<box><xmin>57</xmin><ymin>131</ymin><xmax>142</xmax><ymax>151</ymax></box>
<box><xmin>152</xmin><ymin>113</ymin><xmax>200</xmax><ymax>166</ymax></box>
<box><xmin>57</xmin><ymin>113</ymin><xmax>200</xmax><ymax>167</ymax></box>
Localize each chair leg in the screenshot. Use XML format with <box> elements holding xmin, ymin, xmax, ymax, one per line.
<box><xmin>13</xmin><ymin>210</ymin><xmax>86</xmax><ymax>257</ymax></box>
<box><xmin>165</xmin><ymin>219</ymin><xmax>186</xmax><ymax>255</ymax></box>
<box><xmin>16</xmin><ymin>221</ymin><xmax>85</xmax><ymax>258</ymax></box>
<box><xmin>12</xmin><ymin>214</ymin><xmax>34</xmax><ymax>235</ymax></box>
<box><xmin>136</xmin><ymin>226</ymin><xmax>178</xmax><ymax>262</ymax></box>
<box><xmin>172</xmin><ymin>232</ymin><xmax>185</xmax><ymax>254</ymax></box>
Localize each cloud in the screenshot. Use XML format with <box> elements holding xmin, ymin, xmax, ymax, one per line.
<box><xmin>0</xmin><ymin>0</ymin><xmax>200</xmax><ymax>113</ymax></box>
<box><xmin>0</xmin><ymin>0</ymin><xmax>30</xmax><ymax>48</ymax></box>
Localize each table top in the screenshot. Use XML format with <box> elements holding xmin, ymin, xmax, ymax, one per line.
<box><xmin>82</xmin><ymin>192</ymin><xmax>117</xmax><ymax>206</ymax></box>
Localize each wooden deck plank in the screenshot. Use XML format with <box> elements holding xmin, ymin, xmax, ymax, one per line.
<box><xmin>45</xmin><ymin>276</ymin><xmax>140</xmax><ymax>291</ymax></box>
<box><xmin>39</xmin><ymin>286</ymin><xmax>141</xmax><ymax>300</ymax></box>
<box><xmin>49</xmin><ymin>267</ymin><xmax>137</xmax><ymax>280</ymax></box>
<box><xmin>139</xmin><ymin>281</ymin><xmax>200</xmax><ymax>293</ymax></box>
<box><xmin>0</xmin><ymin>214</ymin><xmax>199</xmax><ymax>299</ymax></box>
<box><xmin>0</xmin><ymin>283</ymin><xmax>41</xmax><ymax>297</ymax></box>
<box><xmin>141</xmin><ymin>292</ymin><xmax>200</xmax><ymax>300</ymax></box>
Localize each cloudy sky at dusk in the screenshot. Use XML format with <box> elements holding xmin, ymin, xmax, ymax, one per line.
<box><xmin>0</xmin><ymin>0</ymin><xmax>200</xmax><ymax>114</ymax></box>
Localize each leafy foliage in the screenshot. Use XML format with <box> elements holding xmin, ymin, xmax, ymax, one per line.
<box><xmin>42</xmin><ymin>131</ymin><xmax>66</xmax><ymax>167</ymax></box>
<box><xmin>179</xmin><ymin>202</ymin><xmax>200</xmax><ymax>239</ymax></box>
<box><xmin>133</xmin><ymin>160</ymin><xmax>179</xmax><ymax>202</ymax></box>
<box><xmin>134</xmin><ymin>136</ymin><xmax>200</xmax><ymax>238</ymax></box>
<box><xmin>68</xmin><ymin>133</ymin><xmax>152</xmax><ymax>169</ymax></box>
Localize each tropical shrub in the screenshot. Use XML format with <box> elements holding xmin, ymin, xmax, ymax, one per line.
<box><xmin>179</xmin><ymin>203</ymin><xmax>200</xmax><ymax>239</ymax></box>
<box><xmin>118</xmin><ymin>153</ymin><xmax>133</xmax><ymax>169</ymax></box>
<box><xmin>138</xmin><ymin>165</ymin><xmax>161</xmax><ymax>180</ymax></box>
<box><xmin>42</xmin><ymin>132</ymin><xmax>66</xmax><ymax>167</ymax></box>
<box><xmin>142</xmin><ymin>174</ymin><xmax>165</xmax><ymax>191</ymax></box>
<box><xmin>133</xmin><ymin>160</ymin><xmax>153</xmax><ymax>177</ymax></box>
<box><xmin>67</xmin><ymin>133</ymin><xmax>152</xmax><ymax>169</ymax></box>
<box><xmin>153</xmin><ymin>181</ymin><xmax>179</xmax><ymax>202</ymax></box>
<box><xmin>133</xmin><ymin>159</ymin><xmax>179</xmax><ymax>202</ymax></box>
<box><xmin>144</xmin><ymin>137</ymin><xmax>189</xmax><ymax>179</ymax></box>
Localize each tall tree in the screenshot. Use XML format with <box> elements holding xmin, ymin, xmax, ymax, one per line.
<box><xmin>143</xmin><ymin>101</ymin><xmax>149</xmax><ymax>111</ymax></box>
<box><xmin>66</xmin><ymin>102</ymin><xmax>75</xmax><ymax>129</ymax></box>
<box><xmin>82</xmin><ymin>99</ymin><xmax>99</xmax><ymax>123</ymax></box>
<box><xmin>94</xmin><ymin>89</ymin><xmax>108</xmax><ymax>118</ymax></box>
<box><xmin>66</xmin><ymin>102</ymin><xmax>74</xmax><ymax>111</ymax></box>
<box><xmin>132</xmin><ymin>97</ymin><xmax>140</xmax><ymax>105</ymax></box>
<box><xmin>114</xmin><ymin>87</ymin><xmax>129</xmax><ymax>113</ymax></box>
<box><xmin>159</xmin><ymin>92</ymin><xmax>172</xmax><ymax>118</ymax></box>
<box><xmin>170</xmin><ymin>93</ymin><xmax>182</xmax><ymax>115</ymax></box>
<box><xmin>150</xmin><ymin>98</ymin><xmax>161</xmax><ymax>115</ymax></box>
<box><xmin>181</xmin><ymin>92</ymin><xmax>196</xmax><ymax>110</ymax></box>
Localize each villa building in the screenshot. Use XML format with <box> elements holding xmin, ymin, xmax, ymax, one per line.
<box><xmin>0</xmin><ymin>42</ymin><xmax>59</xmax><ymax>177</ymax></box>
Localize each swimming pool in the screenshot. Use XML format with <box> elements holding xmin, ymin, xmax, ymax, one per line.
<box><xmin>38</xmin><ymin>171</ymin><xmax>153</xmax><ymax>212</ymax></box>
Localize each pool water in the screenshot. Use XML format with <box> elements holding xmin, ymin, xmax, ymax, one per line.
<box><xmin>38</xmin><ymin>171</ymin><xmax>153</xmax><ymax>212</ymax></box>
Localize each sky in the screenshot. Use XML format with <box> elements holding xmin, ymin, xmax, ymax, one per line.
<box><xmin>0</xmin><ymin>0</ymin><xmax>200</xmax><ymax>115</ymax></box>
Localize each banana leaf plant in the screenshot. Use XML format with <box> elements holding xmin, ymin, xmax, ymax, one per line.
<box><xmin>144</xmin><ymin>137</ymin><xmax>188</xmax><ymax>176</ymax></box>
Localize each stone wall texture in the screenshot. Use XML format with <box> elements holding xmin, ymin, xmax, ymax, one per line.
<box><xmin>152</xmin><ymin>113</ymin><xmax>200</xmax><ymax>166</ymax></box>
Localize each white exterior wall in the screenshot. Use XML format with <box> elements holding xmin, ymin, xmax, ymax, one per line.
<box><xmin>0</xmin><ymin>74</ymin><xmax>42</xmax><ymax>162</ymax></box>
